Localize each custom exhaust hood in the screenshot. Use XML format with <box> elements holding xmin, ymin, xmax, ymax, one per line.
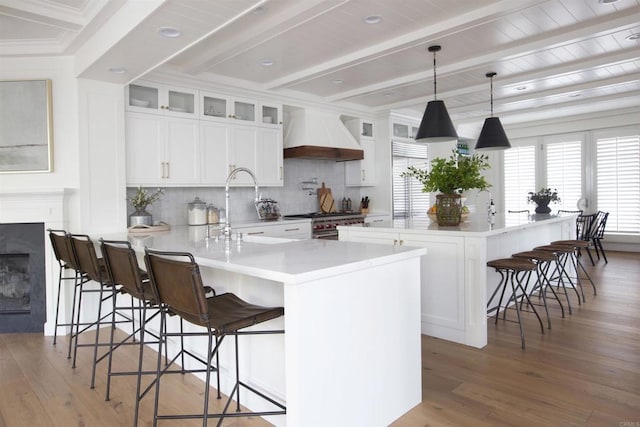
<box><xmin>283</xmin><ymin>109</ymin><xmax>364</xmax><ymax>161</ymax></box>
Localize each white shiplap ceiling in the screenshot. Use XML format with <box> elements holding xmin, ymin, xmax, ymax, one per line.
<box><xmin>1</xmin><ymin>0</ymin><xmax>639</xmax><ymax>129</ymax></box>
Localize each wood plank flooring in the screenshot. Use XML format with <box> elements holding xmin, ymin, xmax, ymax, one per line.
<box><xmin>1</xmin><ymin>251</ymin><xmax>638</xmax><ymax>426</ymax></box>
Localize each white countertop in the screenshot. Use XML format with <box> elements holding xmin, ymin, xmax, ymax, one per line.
<box><xmin>341</xmin><ymin>213</ymin><xmax>576</xmax><ymax>237</ymax></box>
<box><xmin>104</xmin><ymin>226</ymin><xmax>425</xmax><ymax>285</ymax></box>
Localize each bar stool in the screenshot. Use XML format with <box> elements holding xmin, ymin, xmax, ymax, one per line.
<box><xmin>100</xmin><ymin>239</ymin><xmax>163</xmax><ymax>426</ymax></box>
<box><xmin>486</xmin><ymin>257</ymin><xmax>544</xmax><ymax>349</ymax></box>
<box><xmin>144</xmin><ymin>248</ymin><xmax>286</xmax><ymax>426</ymax></box>
<box><xmin>69</xmin><ymin>234</ymin><xmax>134</xmax><ymax>389</ymax></box>
<box><xmin>535</xmin><ymin>244</ymin><xmax>586</xmax><ymax>306</ymax></box>
<box><xmin>550</xmin><ymin>239</ymin><xmax>597</xmax><ymax>296</ymax></box>
<box><xmin>512</xmin><ymin>250</ymin><xmax>566</xmax><ymax>328</ymax></box>
<box><xmin>48</xmin><ymin>229</ymin><xmax>87</xmax><ymax>358</ymax></box>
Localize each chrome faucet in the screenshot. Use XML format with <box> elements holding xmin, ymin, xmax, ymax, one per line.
<box><xmin>224</xmin><ymin>167</ymin><xmax>260</xmax><ymax>240</ymax></box>
<box><xmin>477</xmin><ymin>189</ymin><xmax>495</xmax><ymax>219</ymax></box>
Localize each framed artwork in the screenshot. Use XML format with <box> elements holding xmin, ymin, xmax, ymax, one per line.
<box><xmin>0</xmin><ymin>79</ymin><xmax>53</xmax><ymax>173</ymax></box>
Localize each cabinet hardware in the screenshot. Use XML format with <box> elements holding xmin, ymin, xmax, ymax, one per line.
<box><xmin>248</xmin><ymin>231</ymin><xmax>264</xmax><ymax>235</ymax></box>
<box><xmin>160</xmin><ymin>162</ymin><xmax>165</xmax><ymax>179</ymax></box>
<box><xmin>399</xmin><ymin>240</ymin><xmax>404</xmax><ymax>246</ymax></box>
<box><xmin>166</xmin><ymin>162</ymin><xmax>170</xmax><ymax>179</ymax></box>
<box><xmin>280</xmin><ymin>166</ymin><xmax>283</xmax><ymax>180</ymax></box>
<box><xmin>393</xmin><ymin>239</ymin><xmax>398</xmax><ymax>246</ymax></box>
<box><xmin>362</xmin><ymin>169</ymin><xmax>365</xmax><ymax>181</ymax></box>
<box><xmin>285</xmin><ymin>228</ymin><xmax>300</xmax><ymax>232</ymax></box>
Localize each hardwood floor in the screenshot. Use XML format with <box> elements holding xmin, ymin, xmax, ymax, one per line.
<box><xmin>1</xmin><ymin>251</ymin><xmax>638</xmax><ymax>426</ymax></box>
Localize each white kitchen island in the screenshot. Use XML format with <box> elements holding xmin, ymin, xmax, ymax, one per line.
<box><xmin>105</xmin><ymin>227</ymin><xmax>426</xmax><ymax>427</ymax></box>
<box><xmin>339</xmin><ymin>213</ymin><xmax>576</xmax><ymax>349</ymax></box>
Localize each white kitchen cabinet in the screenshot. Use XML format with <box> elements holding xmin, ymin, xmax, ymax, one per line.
<box><xmin>200</xmin><ymin>122</ymin><xmax>282</xmax><ymax>187</ymax></box>
<box><xmin>126</xmin><ymin>112</ymin><xmax>199</xmax><ymax>185</ymax></box>
<box><xmin>257</xmin><ymin>127</ymin><xmax>283</xmax><ymax>186</ymax></box>
<box><xmin>338</xmin><ymin>226</ymin><xmax>465</xmax><ymax>340</ymax></box>
<box><xmin>344</xmin><ymin>118</ymin><xmax>374</xmax><ymax>140</ymax></box>
<box><xmin>126</xmin><ymin>82</ymin><xmax>198</xmax><ymax>118</ymax></box>
<box><xmin>235</xmin><ymin>221</ymin><xmax>311</xmax><ymax>239</ymax></box>
<box><xmin>260</xmin><ymin>103</ymin><xmax>283</xmax><ymax>128</ymax></box>
<box><xmin>345</xmin><ymin>139</ymin><xmax>376</xmax><ymax>186</ymax></box>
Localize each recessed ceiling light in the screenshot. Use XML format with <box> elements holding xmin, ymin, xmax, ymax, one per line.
<box><xmin>331</xmin><ymin>79</ymin><xmax>343</xmax><ymax>84</ymax></box>
<box><xmin>364</xmin><ymin>15</ymin><xmax>382</xmax><ymax>24</ymax></box>
<box><xmin>108</xmin><ymin>67</ymin><xmax>127</xmax><ymax>74</ymax></box>
<box><xmin>626</xmin><ymin>33</ymin><xmax>640</xmax><ymax>40</ymax></box>
<box><xmin>260</xmin><ymin>59</ymin><xmax>274</xmax><ymax>66</ymax></box>
<box><xmin>158</xmin><ymin>27</ymin><xmax>182</xmax><ymax>38</ymax></box>
<box><xmin>253</xmin><ymin>6</ymin><xmax>266</xmax><ymax>14</ymax></box>
<box><xmin>516</xmin><ymin>86</ymin><xmax>528</xmax><ymax>91</ymax></box>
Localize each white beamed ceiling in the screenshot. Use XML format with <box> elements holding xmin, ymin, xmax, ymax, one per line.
<box><xmin>1</xmin><ymin>0</ymin><xmax>638</xmax><ymax>127</ymax></box>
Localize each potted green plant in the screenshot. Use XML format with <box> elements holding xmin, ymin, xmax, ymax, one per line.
<box><xmin>127</xmin><ymin>187</ymin><xmax>164</xmax><ymax>226</ymax></box>
<box><xmin>402</xmin><ymin>149</ymin><xmax>491</xmax><ymax>225</ymax></box>
<box><xmin>528</xmin><ymin>188</ymin><xmax>560</xmax><ymax>214</ymax></box>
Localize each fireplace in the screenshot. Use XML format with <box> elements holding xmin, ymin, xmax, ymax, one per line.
<box><xmin>0</xmin><ymin>189</ymin><xmax>67</xmax><ymax>335</ymax></box>
<box><xmin>0</xmin><ymin>223</ymin><xmax>46</xmax><ymax>332</ymax></box>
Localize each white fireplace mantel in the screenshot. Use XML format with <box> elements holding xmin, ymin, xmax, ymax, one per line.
<box><xmin>0</xmin><ymin>188</ymin><xmax>68</xmax><ymax>335</ymax></box>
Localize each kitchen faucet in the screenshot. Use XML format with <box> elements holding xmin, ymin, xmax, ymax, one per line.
<box><xmin>224</xmin><ymin>167</ymin><xmax>260</xmax><ymax>240</ymax></box>
<box><xmin>477</xmin><ymin>189</ymin><xmax>495</xmax><ymax>219</ymax></box>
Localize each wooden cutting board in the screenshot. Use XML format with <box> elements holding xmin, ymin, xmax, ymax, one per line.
<box><xmin>318</xmin><ymin>182</ymin><xmax>336</xmax><ymax>213</ymax></box>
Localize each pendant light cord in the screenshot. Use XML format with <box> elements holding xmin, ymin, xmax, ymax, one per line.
<box><xmin>433</xmin><ymin>50</ymin><xmax>438</xmax><ymax>100</ymax></box>
<box><xmin>490</xmin><ymin>75</ymin><xmax>494</xmax><ymax>117</ymax></box>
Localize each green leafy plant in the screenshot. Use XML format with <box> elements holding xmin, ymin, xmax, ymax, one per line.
<box><xmin>528</xmin><ymin>188</ymin><xmax>560</xmax><ymax>205</ymax></box>
<box><xmin>127</xmin><ymin>187</ymin><xmax>164</xmax><ymax>210</ymax></box>
<box><xmin>401</xmin><ymin>149</ymin><xmax>491</xmax><ymax>194</ymax></box>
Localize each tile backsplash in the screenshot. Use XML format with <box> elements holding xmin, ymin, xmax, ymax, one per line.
<box><xmin>127</xmin><ymin>158</ymin><xmax>362</xmax><ymax>226</ymax></box>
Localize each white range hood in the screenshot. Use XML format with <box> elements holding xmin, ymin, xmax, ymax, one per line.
<box><xmin>283</xmin><ymin>108</ymin><xmax>364</xmax><ymax>161</ymax></box>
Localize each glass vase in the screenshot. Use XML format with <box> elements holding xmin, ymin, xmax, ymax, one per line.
<box><xmin>436</xmin><ymin>193</ymin><xmax>462</xmax><ymax>226</ymax></box>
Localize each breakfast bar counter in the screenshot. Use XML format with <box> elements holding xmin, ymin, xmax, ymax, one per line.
<box><xmin>102</xmin><ymin>227</ymin><xmax>426</xmax><ymax>427</ymax></box>
<box><xmin>339</xmin><ymin>213</ymin><xmax>576</xmax><ymax>348</ymax></box>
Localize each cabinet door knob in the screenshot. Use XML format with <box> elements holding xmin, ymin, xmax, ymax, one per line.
<box><xmin>393</xmin><ymin>239</ymin><xmax>398</xmax><ymax>246</ymax></box>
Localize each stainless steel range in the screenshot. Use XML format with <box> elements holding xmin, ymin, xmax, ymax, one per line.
<box><xmin>283</xmin><ymin>212</ymin><xmax>364</xmax><ymax>239</ymax></box>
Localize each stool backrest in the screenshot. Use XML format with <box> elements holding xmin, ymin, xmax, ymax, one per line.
<box><xmin>100</xmin><ymin>239</ymin><xmax>146</xmax><ymax>300</ymax></box>
<box><xmin>576</xmin><ymin>213</ymin><xmax>596</xmax><ymax>241</ymax></box>
<box><xmin>48</xmin><ymin>229</ymin><xmax>79</xmax><ymax>270</ymax></box>
<box><xmin>144</xmin><ymin>249</ymin><xmax>209</xmax><ymax>325</ymax></box>
<box><xmin>69</xmin><ymin>234</ymin><xmax>104</xmax><ymax>283</ymax></box>
<box><xmin>591</xmin><ymin>211</ymin><xmax>609</xmax><ymax>239</ymax></box>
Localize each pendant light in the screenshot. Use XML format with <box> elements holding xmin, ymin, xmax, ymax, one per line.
<box><xmin>474</xmin><ymin>72</ymin><xmax>511</xmax><ymax>150</ymax></box>
<box><xmin>415</xmin><ymin>45</ymin><xmax>458</xmax><ymax>143</ymax></box>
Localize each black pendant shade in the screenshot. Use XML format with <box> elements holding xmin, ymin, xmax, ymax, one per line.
<box><xmin>415</xmin><ymin>45</ymin><xmax>458</xmax><ymax>143</ymax></box>
<box><xmin>475</xmin><ymin>117</ymin><xmax>510</xmax><ymax>150</ymax></box>
<box><xmin>416</xmin><ymin>100</ymin><xmax>458</xmax><ymax>142</ymax></box>
<box><xmin>475</xmin><ymin>71</ymin><xmax>510</xmax><ymax>151</ymax></box>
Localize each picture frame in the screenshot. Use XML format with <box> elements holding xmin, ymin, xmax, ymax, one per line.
<box><xmin>0</xmin><ymin>79</ymin><xmax>54</xmax><ymax>173</ymax></box>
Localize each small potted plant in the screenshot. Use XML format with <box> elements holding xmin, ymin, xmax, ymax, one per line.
<box><xmin>402</xmin><ymin>149</ymin><xmax>491</xmax><ymax>226</ymax></box>
<box><xmin>528</xmin><ymin>188</ymin><xmax>560</xmax><ymax>214</ymax></box>
<box><xmin>127</xmin><ymin>187</ymin><xmax>164</xmax><ymax>226</ymax></box>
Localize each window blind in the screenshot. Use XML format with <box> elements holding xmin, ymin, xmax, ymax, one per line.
<box><xmin>546</xmin><ymin>140</ymin><xmax>582</xmax><ymax>211</ymax></box>
<box><xmin>504</xmin><ymin>145</ymin><xmax>536</xmax><ymax>212</ymax></box>
<box><xmin>392</xmin><ymin>141</ymin><xmax>429</xmax><ymax>218</ymax></box>
<box><xmin>596</xmin><ymin>134</ymin><xmax>640</xmax><ymax>234</ymax></box>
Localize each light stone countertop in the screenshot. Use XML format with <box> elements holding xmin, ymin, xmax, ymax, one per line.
<box><xmin>101</xmin><ymin>225</ymin><xmax>425</xmax><ymax>285</ymax></box>
<box><xmin>340</xmin><ymin>213</ymin><xmax>576</xmax><ymax>238</ymax></box>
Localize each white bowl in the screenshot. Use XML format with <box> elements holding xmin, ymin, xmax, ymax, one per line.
<box><xmin>130</xmin><ymin>98</ymin><xmax>150</xmax><ymax>107</ymax></box>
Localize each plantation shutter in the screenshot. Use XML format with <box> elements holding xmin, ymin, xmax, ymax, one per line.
<box><xmin>595</xmin><ymin>131</ymin><xmax>640</xmax><ymax>234</ymax></box>
<box><xmin>504</xmin><ymin>145</ymin><xmax>536</xmax><ymax>212</ymax></box>
<box><xmin>392</xmin><ymin>141</ymin><xmax>429</xmax><ymax>218</ymax></box>
<box><xmin>546</xmin><ymin>140</ymin><xmax>582</xmax><ymax>211</ymax></box>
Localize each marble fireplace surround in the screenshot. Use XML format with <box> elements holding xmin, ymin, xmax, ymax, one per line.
<box><xmin>0</xmin><ymin>189</ymin><xmax>67</xmax><ymax>335</ymax></box>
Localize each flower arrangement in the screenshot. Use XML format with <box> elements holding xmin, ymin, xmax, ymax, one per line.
<box><xmin>527</xmin><ymin>188</ymin><xmax>560</xmax><ymax>205</ymax></box>
<box><xmin>127</xmin><ymin>187</ymin><xmax>164</xmax><ymax>211</ymax></box>
<box><xmin>401</xmin><ymin>149</ymin><xmax>491</xmax><ymax>195</ymax></box>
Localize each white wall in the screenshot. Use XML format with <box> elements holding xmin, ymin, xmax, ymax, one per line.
<box><xmin>0</xmin><ymin>56</ymin><xmax>81</xmax><ymax>229</ymax></box>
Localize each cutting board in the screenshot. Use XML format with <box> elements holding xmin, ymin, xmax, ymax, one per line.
<box><xmin>318</xmin><ymin>182</ymin><xmax>336</xmax><ymax>213</ymax></box>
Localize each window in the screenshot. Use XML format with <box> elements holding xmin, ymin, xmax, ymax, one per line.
<box><xmin>392</xmin><ymin>141</ymin><xmax>429</xmax><ymax>218</ymax></box>
<box><xmin>504</xmin><ymin>144</ymin><xmax>536</xmax><ymax>212</ymax></box>
<box><xmin>546</xmin><ymin>139</ymin><xmax>582</xmax><ymax>211</ymax></box>
<box><xmin>595</xmin><ymin>130</ymin><xmax>640</xmax><ymax>234</ymax></box>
